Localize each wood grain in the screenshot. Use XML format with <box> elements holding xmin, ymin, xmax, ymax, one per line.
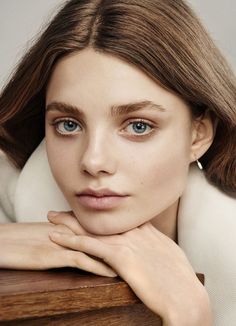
<box><xmin>2</xmin><ymin>305</ymin><xmax>162</xmax><ymax>326</ymax></box>
<box><xmin>0</xmin><ymin>268</ymin><xmax>204</xmax><ymax>325</ymax></box>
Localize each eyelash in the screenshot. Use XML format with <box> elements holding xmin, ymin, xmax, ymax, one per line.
<box><xmin>50</xmin><ymin>118</ymin><xmax>156</xmax><ymax>138</ymax></box>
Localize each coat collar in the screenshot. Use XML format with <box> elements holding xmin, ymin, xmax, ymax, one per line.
<box><xmin>12</xmin><ymin>139</ymin><xmax>236</xmax><ymax>323</ymax></box>
<box><xmin>15</xmin><ymin>139</ymin><xmax>236</xmax><ymax>226</ymax></box>
<box><xmin>15</xmin><ymin>140</ymin><xmax>70</xmax><ymax>222</ymax></box>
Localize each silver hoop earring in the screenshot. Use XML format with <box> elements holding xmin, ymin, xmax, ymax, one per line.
<box><xmin>196</xmin><ymin>159</ymin><xmax>203</xmax><ymax>170</ymax></box>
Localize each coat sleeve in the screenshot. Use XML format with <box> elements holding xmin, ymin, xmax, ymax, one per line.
<box><xmin>0</xmin><ymin>151</ymin><xmax>20</xmax><ymax>223</ymax></box>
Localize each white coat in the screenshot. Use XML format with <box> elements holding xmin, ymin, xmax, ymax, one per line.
<box><xmin>0</xmin><ymin>140</ymin><xmax>236</xmax><ymax>326</ymax></box>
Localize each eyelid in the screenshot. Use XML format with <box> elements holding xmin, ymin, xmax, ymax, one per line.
<box><xmin>51</xmin><ymin>116</ymin><xmax>80</xmax><ymax>124</ymax></box>
<box><xmin>124</xmin><ymin>114</ymin><xmax>157</xmax><ymax>123</ymax></box>
<box><xmin>48</xmin><ymin>114</ymin><xmax>84</xmax><ymax>126</ymax></box>
<box><xmin>122</xmin><ymin>118</ymin><xmax>156</xmax><ymax>129</ymax></box>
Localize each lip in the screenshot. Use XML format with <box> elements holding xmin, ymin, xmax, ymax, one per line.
<box><xmin>76</xmin><ymin>188</ymin><xmax>129</xmax><ymax>210</ymax></box>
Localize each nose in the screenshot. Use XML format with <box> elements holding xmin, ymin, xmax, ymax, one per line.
<box><xmin>80</xmin><ymin>133</ymin><xmax>117</xmax><ymax>177</ymax></box>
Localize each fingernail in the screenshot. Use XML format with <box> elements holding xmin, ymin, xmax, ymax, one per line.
<box><xmin>48</xmin><ymin>211</ymin><xmax>59</xmax><ymax>217</ymax></box>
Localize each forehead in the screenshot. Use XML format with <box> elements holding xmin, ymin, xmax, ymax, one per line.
<box><xmin>46</xmin><ymin>48</ymin><xmax>189</xmax><ymax>116</ymax></box>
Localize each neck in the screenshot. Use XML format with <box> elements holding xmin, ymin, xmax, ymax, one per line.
<box><xmin>150</xmin><ymin>199</ymin><xmax>180</xmax><ymax>242</ymax></box>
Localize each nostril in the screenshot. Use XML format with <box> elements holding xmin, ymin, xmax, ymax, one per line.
<box><xmin>80</xmin><ymin>146</ymin><xmax>117</xmax><ymax>176</ymax></box>
<box><xmin>81</xmin><ymin>166</ymin><xmax>110</xmax><ymax>177</ymax></box>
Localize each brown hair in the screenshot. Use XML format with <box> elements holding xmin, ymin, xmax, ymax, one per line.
<box><xmin>0</xmin><ymin>0</ymin><xmax>235</xmax><ymax>194</ymax></box>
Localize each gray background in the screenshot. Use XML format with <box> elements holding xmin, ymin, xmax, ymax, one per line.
<box><xmin>0</xmin><ymin>0</ymin><xmax>235</xmax><ymax>90</ymax></box>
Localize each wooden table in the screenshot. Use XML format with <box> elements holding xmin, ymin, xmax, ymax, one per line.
<box><xmin>0</xmin><ymin>268</ymin><xmax>204</xmax><ymax>325</ymax></box>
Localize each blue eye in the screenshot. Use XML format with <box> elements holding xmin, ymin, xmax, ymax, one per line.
<box><xmin>55</xmin><ymin>120</ymin><xmax>81</xmax><ymax>135</ymax></box>
<box><xmin>126</xmin><ymin>121</ymin><xmax>152</xmax><ymax>135</ymax></box>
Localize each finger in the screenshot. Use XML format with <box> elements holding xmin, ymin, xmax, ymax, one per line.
<box><xmin>67</xmin><ymin>251</ymin><xmax>117</xmax><ymax>277</ymax></box>
<box><xmin>39</xmin><ymin>246</ymin><xmax>116</xmax><ymax>277</ymax></box>
<box><xmin>47</xmin><ymin>211</ymin><xmax>88</xmax><ymax>235</ymax></box>
<box><xmin>50</xmin><ymin>232</ymin><xmax>113</xmax><ymax>264</ymax></box>
<box><xmin>49</xmin><ymin>233</ymin><xmax>117</xmax><ymax>277</ymax></box>
<box><xmin>53</xmin><ymin>224</ymin><xmax>75</xmax><ymax>235</ymax></box>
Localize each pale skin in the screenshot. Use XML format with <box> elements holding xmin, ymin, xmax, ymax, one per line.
<box><xmin>0</xmin><ymin>48</ymin><xmax>214</xmax><ymax>324</ymax></box>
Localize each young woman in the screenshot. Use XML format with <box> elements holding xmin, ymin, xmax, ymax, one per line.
<box><xmin>0</xmin><ymin>0</ymin><xmax>235</xmax><ymax>325</ymax></box>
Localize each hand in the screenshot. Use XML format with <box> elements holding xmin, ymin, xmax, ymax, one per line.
<box><xmin>49</xmin><ymin>211</ymin><xmax>213</xmax><ymax>325</ymax></box>
<box><xmin>0</xmin><ymin>220</ymin><xmax>116</xmax><ymax>277</ymax></box>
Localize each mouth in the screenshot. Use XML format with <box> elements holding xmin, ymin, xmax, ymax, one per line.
<box><xmin>75</xmin><ymin>188</ymin><xmax>129</xmax><ymax>210</ymax></box>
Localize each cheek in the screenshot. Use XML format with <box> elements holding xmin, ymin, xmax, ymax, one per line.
<box><xmin>132</xmin><ymin>132</ymin><xmax>191</xmax><ymax>204</ymax></box>
<box><xmin>45</xmin><ymin>135</ymin><xmax>77</xmax><ymax>191</ymax></box>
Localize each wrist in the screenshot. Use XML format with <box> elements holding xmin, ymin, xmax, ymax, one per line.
<box><xmin>161</xmin><ymin>285</ymin><xmax>213</xmax><ymax>326</ymax></box>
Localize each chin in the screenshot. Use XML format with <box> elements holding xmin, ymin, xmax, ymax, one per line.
<box><xmin>85</xmin><ymin>223</ymin><xmax>123</xmax><ymax>236</ymax></box>
<box><xmin>76</xmin><ymin>216</ymin><xmax>128</xmax><ymax>236</ymax></box>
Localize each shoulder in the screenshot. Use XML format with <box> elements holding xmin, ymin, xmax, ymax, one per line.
<box><xmin>178</xmin><ymin>166</ymin><xmax>236</xmax><ymax>325</ymax></box>
<box><xmin>0</xmin><ymin>151</ymin><xmax>20</xmax><ymax>222</ymax></box>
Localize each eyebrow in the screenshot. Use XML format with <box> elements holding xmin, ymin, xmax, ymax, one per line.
<box><xmin>111</xmin><ymin>100</ymin><xmax>166</xmax><ymax>116</ymax></box>
<box><xmin>46</xmin><ymin>102</ymin><xmax>86</xmax><ymax>120</ymax></box>
<box><xmin>45</xmin><ymin>100</ymin><xmax>167</xmax><ymax>118</ymax></box>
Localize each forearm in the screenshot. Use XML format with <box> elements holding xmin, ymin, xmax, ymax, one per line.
<box><xmin>0</xmin><ymin>222</ymin><xmax>54</xmax><ymax>269</ymax></box>
<box><xmin>0</xmin><ymin>222</ymin><xmax>116</xmax><ymax>276</ymax></box>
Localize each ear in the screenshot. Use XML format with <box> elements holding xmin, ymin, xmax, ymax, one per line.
<box><xmin>190</xmin><ymin>111</ymin><xmax>215</xmax><ymax>163</ymax></box>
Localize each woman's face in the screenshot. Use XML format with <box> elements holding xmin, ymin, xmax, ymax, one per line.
<box><xmin>45</xmin><ymin>49</ymin><xmax>195</xmax><ymax>235</ymax></box>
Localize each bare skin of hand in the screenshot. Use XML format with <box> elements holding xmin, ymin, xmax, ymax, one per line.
<box><xmin>48</xmin><ymin>211</ymin><xmax>213</xmax><ymax>326</ymax></box>
<box><xmin>0</xmin><ymin>222</ymin><xmax>116</xmax><ymax>276</ymax></box>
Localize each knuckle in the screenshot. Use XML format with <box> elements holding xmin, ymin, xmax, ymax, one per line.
<box><xmin>54</xmin><ymin>224</ymin><xmax>73</xmax><ymax>234</ymax></box>
<box><xmin>70</xmin><ymin>235</ymin><xmax>80</xmax><ymax>247</ymax></box>
<box><xmin>70</xmin><ymin>251</ymin><xmax>84</xmax><ymax>267</ymax></box>
<box><xmin>74</xmin><ymin>236</ymin><xmax>87</xmax><ymax>250</ymax></box>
